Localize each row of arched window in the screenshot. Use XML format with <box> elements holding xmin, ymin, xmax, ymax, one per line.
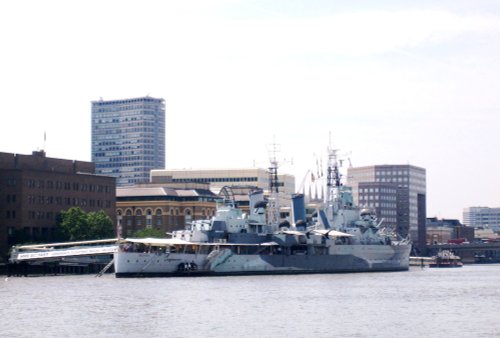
<box><xmin>116</xmin><ymin>208</ymin><xmax>216</xmax><ymax>217</ymax></box>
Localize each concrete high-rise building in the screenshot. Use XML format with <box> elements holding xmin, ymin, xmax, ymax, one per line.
<box><xmin>463</xmin><ymin>207</ymin><xmax>500</xmax><ymax>232</ymax></box>
<box><xmin>347</xmin><ymin>165</ymin><xmax>426</xmax><ymax>246</ymax></box>
<box><xmin>91</xmin><ymin>96</ymin><xmax>165</xmax><ymax>186</ymax></box>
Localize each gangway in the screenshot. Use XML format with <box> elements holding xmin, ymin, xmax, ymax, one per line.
<box><xmin>96</xmin><ymin>259</ymin><xmax>115</xmax><ymax>277</ymax></box>
<box><xmin>9</xmin><ymin>238</ymin><xmax>118</xmax><ymax>263</ymax></box>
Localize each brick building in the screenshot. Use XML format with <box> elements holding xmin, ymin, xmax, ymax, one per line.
<box><xmin>116</xmin><ymin>183</ymin><xmax>222</xmax><ymax>237</ymax></box>
<box><xmin>0</xmin><ymin>150</ymin><xmax>116</xmax><ymax>259</ymax></box>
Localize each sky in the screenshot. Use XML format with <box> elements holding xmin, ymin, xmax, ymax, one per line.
<box><xmin>1</xmin><ymin>0</ymin><xmax>499</xmax><ymax>221</ymax></box>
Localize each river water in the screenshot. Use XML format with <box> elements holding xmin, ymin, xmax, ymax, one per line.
<box><xmin>1</xmin><ymin>264</ymin><xmax>499</xmax><ymax>338</ymax></box>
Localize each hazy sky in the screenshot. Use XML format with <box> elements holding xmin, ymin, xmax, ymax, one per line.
<box><xmin>1</xmin><ymin>0</ymin><xmax>499</xmax><ymax>221</ymax></box>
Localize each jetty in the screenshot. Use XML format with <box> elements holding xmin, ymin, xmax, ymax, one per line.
<box><xmin>409</xmin><ymin>256</ymin><xmax>433</xmax><ymax>267</ymax></box>
<box><xmin>7</xmin><ymin>238</ymin><xmax>117</xmax><ymax>276</ymax></box>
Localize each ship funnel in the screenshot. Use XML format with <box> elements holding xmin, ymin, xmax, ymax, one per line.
<box><xmin>249</xmin><ymin>189</ymin><xmax>264</xmax><ymax>211</ymax></box>
<box><xmin>248</xmin><ymin>190</ymin><xmax>267</xmax><ymax>225</ymax></box>
<box><xmin>291</xmin><ymin>193</ymin><xmax>306</xmax><ymax>225</ymax></box>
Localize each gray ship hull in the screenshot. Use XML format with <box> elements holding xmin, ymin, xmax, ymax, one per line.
<box><xmin>114</xmin><ymin>243</ymin><xmax>411</xmax><ymax>277</ymax></box>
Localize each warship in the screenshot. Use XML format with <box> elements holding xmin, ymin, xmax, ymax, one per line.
<box><xmin>114</xmin><ymin>147</ymin><xmax>411</xmax><ymax>277</ymax></box>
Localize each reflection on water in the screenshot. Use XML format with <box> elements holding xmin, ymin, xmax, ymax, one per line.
<box><xmin>2</xmin><ymin>265</ymin><xmax>500</xmax><ymax>338</ymax></box>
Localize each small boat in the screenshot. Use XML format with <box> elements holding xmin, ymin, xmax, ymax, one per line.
<box><xmin>429</xmin><ymin>250</ymin><xmax>463</xmax><ymax>268</ymax></box>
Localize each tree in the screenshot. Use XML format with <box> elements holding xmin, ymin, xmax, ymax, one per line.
<box><xmin>132</xmin><ymin>227</ymin><xmax>166</xmax><ymax>238</ymax></box>
<box><xmin>87</xmin><ymin>211</ymin><xmax>115</xmax><ymax>239</ymax></box>
<box><xmin>57</xmin><ymin>207</ymin><xmax>115</xmax><ymax>241</ymax></box>
<box><xmin>57</xmin><ymin>207</ymin><xmax>89</xmax><ymax>241</ymax></box>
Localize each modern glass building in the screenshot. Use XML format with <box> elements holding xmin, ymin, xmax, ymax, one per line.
<box><xmin>347</xmin><ymin>165</ymin><xmax>426</xmax><ymax>246</ymax></box>
<box><xmin>91</xmin><ymin>96</ymin><xmax>165</xmax><ymax>186</ymax></box>
<box><xmin>463</xmin><ymin>207</ymin><xmax>500</xmax><ymax>232</ymax></box>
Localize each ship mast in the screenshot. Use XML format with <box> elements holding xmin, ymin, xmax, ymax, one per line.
<box><xmin>267</xmin><ymin>140</ymin><xmax>281</xmax><ymax>229</ymax></box>
<box><xmin>326</xmin><ymin>137</ymin><xmax>342</xmax><ymax>213</ymax></box>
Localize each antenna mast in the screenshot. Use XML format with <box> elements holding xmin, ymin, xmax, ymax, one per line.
<box><xmin>326</xmin><ymin>134</ymin><xmax>341</xmax><ymax>210</ymax></box>
<box><xmin>267</xmin><ymin>138</ymin><xmax>281</xmax><ymax>228</ymax></box>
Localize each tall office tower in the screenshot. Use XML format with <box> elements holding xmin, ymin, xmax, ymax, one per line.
<box><xmin>463</xmin><ymin>207</ymin><xmax>500</xmax><ymax>231</ymax></box>
<box><xmin>347</xmin><ymin>165</ymin><xmax>426</xmax><ymax>245</ymax></box>
<box><xmin>91</xmin><ymin>96</ymin><xmax>165</xmax><ymax>186</ymax></box>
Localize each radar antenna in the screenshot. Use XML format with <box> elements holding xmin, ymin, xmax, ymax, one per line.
<box><xmin>325</xmin><ymin>133</ymin><xmax>342</xmax><ymax>213</ymax></box>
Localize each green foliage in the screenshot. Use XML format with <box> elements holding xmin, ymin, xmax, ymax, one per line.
<box><xmin>87</xmin><ymin>211</ymin><xmax>115</xmax><ymax>239</ymax></box>
<box><xmin>57</xmin><ymin>207</ymin><xmax>115</xmax><ymax>241</ymax></box>
<box><xmin>132</xmin><ymin>227</ymin><xmax>166</xmax><ymax>238</ymax></box>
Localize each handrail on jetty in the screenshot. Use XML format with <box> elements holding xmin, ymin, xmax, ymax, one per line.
<box><xmin>9</xmin><ymin>238</ymin><xmax>119</xmax><ymax>263</ymax></box>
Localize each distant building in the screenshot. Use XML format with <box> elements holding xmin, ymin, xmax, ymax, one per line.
<box><xmin>0</xmin><ymin>151</ymin><xmax>116</xmax><ymax>258</ymax></box>
<box><xmin>463</xmin><ymin>207</ymin><xmax>500</xmax><ymax>232</ymax></box>
<box><xmin>426</xmin><ymin>226</ymin><xmax>453</xmax><ymax>245</ymax></box>
<box><xmin>426</xmin><ymin>217</ymin><xmax>462</xmax><ymax>228</ymax></box>
<box><xmin>426</xmin><ymin>217</ymin><xmax>474</xmax><ymax>244</ymax></box>
<box><xmin>151</xmin><ymin>168</ymin><xmax>295</xmax><ymax>198</ymax></box>
<box><xmin>150</xmin><ymin>168</ymin><xmax>296</xmax><ymax>225</ymax></box>
<box><xmin>91</xmin><ymin>96</ymin><xmax>165</xmax><ymax>186</ymax></box>
<box><xmin>474</xmin><ymin>228</ymin><xmax>500</xmax><ymax>241</ymax></box>
<box><xmin>347</xmin><ymin>165</ymin><xmax>426</xmax><ymax>246</ymax></box>
<box><xmin>116</xmin><ymin>183</ymin><xmax>222</xmax><ymax>237</ymax></box>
